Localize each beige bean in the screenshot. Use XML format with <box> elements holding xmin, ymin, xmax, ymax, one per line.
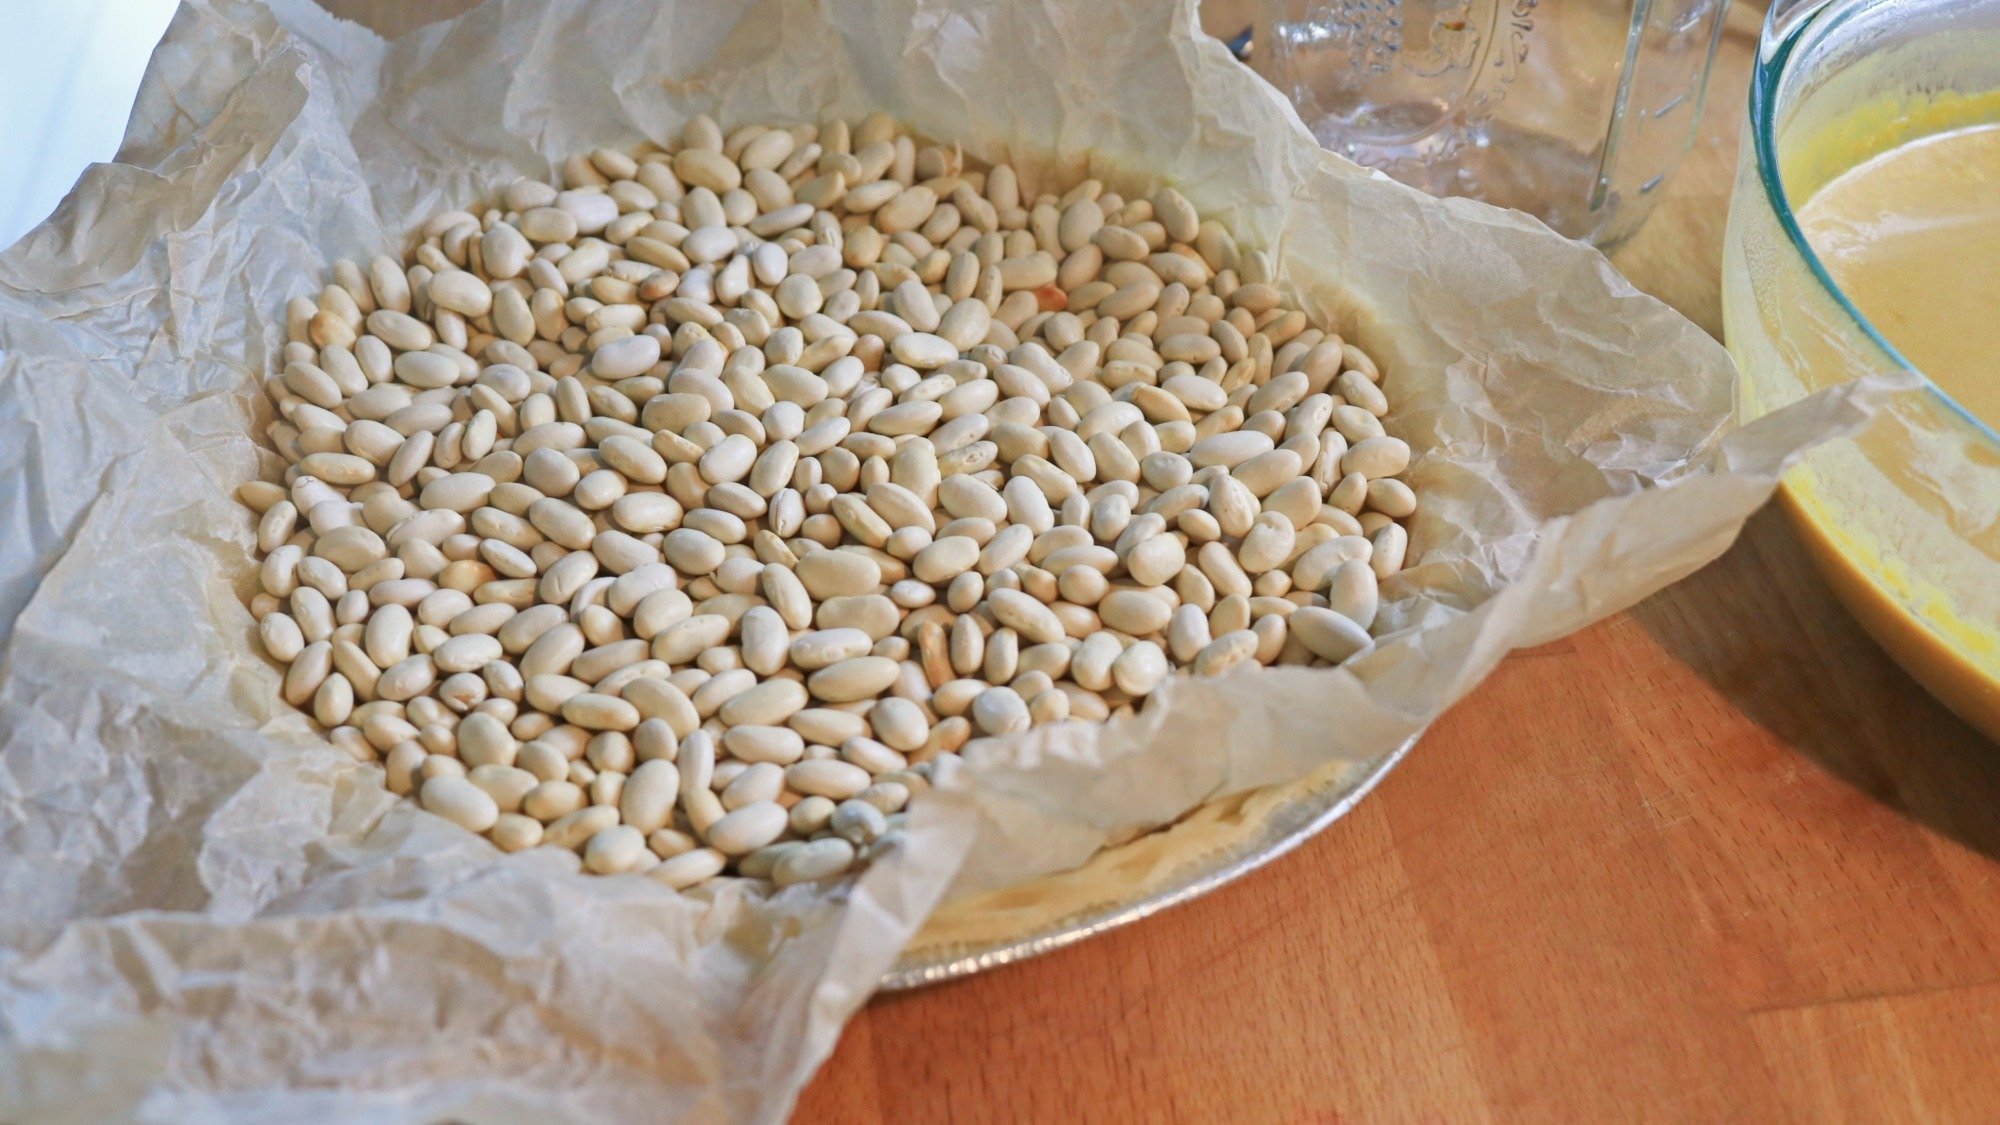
<box><xmin>718</xmin><ymin>677</ymin><xmax>809</xmax><ymax>726</ymax></box>
<box><xmin>772</xmin><ymin>837</ymin><xmax>856</xmax><ymax>886</ymax></box>
<box><xmin>1167</xmin><ymin>603</ymin><xmax>1212</xmax><ymax>663</ymax></box>
<box><xmin>807</xmin><ymin>656</ymin><xmax>901</xmax><ymax>703</ymax></box>
<box><xmin>420</xmin><ymin>775</ymin><xmax>499</xmax><ymax>833</ymax></box>
<box><xmin>1098</xmin><ymin>589</ymin><xmax>1172</xmax><ymax>636</ymax></box>
<box><xmin>1111</xmin><ymin>640</ymin><xmax>1169</xmax><ymax>696</ymax></box>
<box><xmin>986</xmin><ymin>588</ymin><xmax>1064</xmax><ymax>644</ymax></box>
<box><xmin>544</xmin><ymin>805</ymin><xmax>619</xmax><ymax>850</ymax></box>
<box><xmin>967</xmin><ymin>685</ymin><xmax>1027</xmax><ymax>735</ymax></box>
<box><xmin>491</xmin><ymin>813</ymin><xmax>544</xmax><ymax>851</ymax></box>
<box><xmin>795</xmin><ymin>548</ymin><xmax>881</xmax><ymax>598</ymax></box>
<box><xmin>707</xmin><ymin>801</ymin><xmax>788</xmax><ymax>855</ymax></box>
<box><xmin>1125</xmin><ymin>534</ymin><xmax>1187</xmax><ymax>588</ymax></box>
<box><xmin>790</xmin><ymin>627</ymin><xmax>874</xmax><ymax>670</ymax></box>
<box><xmin>620</xmin><ymin>759</ymin><xmax>681</xmax><ymax>833</ymax></box>
<box><xmin>721</xmin><ymin>724</ymin><xmax>806</xmax><ymax>765</ymax></box>
<box><xmin>1366</xmin><ymin>477</ymin><xmax>1418</xmax><ymax>518</ymax></box>
<box><xmin>583</xmin><ymin>824</ymin><xmax>651</xmax><ymax>874</ymax></box>
<box><xmin>1341</xmin><ymin>435</ymin><xmax>1411</xmax><ymax>479</ymax></box>
<box><xmin>562</xmin><ymin>692</ymin><xmax>641</xmax><ymax>731</ymax></box>
<box><xmin>1237</xmin><ymin>513</ymin><xmax>1296</xmax><ymax>575</ymax></box>
<box><xmin>1325</xmin><ymin>559</ymin><xmax>1380</xmax><ymax>630</ymax></box>
<box><xmin>784</xmin><ymin>759</ymin><xmax>872</xmax><ymax>800</ymax></box>
<box><xmin>1193</xmin><ymin>629</ymin><xmax>1259</xmax><ymax>676</ymax></box>
<box><xmin>1289</xmin><ymin>606</ymin><xmax>1373</xmax><ymax>663</ymax></box>
<box><xmin>467</xmin><ymin>764</ymin><xmax>538</xmax><ymax>813</ymax></box>
<box><xmin>653</xmin><ymin>847</ymin><xmax>729</xmax><ymax>889</ymax></box>
<box><xmin>1370</xmin><ymin>522</ymin><xmax>1409</xmax><ymax>579</ymax></box>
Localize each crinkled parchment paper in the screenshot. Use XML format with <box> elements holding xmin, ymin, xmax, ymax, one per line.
<box><xmin>0</xmin><ymin>0</ymin><xmax>1901</xmax><ymax>1120</ymax></box>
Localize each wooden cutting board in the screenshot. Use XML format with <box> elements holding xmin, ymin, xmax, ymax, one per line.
<box><xmin>798</xmin><ymin>4</ymin><xmax>2000</xmax><ymax>1120</ymax></box>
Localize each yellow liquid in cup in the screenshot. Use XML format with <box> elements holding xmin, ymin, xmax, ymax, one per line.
<box><xmin>1797</xmin><ymin>123</ymin><xmax>2000</xmax><ymax>426</ymax></box>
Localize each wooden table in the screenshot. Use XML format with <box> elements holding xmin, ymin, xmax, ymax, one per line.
<box><xmin>797</xmin><ymin>5</ymin><xmax>2000</xmax><ymax>1119</ymax></box>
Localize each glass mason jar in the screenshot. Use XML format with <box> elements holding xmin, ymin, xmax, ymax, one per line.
<box><xmin>1250</xmin><ymin>0</ymin><xmax>1731</xmax><ymax>247</ymax></box>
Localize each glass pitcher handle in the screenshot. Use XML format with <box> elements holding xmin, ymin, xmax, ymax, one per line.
<box><xmin>1591</xmin><ymin>0</ymin><xmax>1731</xmax><ymax>233</ymax></box>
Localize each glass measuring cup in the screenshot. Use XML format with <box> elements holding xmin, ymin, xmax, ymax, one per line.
<box><xmin>1249</xmin><ymin>0</ymin><xmax>1731</xmax><ymax>247</ymax></box>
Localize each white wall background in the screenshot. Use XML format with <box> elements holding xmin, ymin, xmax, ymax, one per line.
<box><xmin>1</xmin><ymin>0</ymin><xmax>182</xmax><ymax>250</ymax></box>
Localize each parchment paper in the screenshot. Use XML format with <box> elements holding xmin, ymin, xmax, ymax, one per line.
<box><xmin>0</xmin><ymin>0</ymin><xmax>1904</xmax><ymax>1120</ymax></box>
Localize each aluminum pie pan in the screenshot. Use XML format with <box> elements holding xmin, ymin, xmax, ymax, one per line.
<box><xmin>880</xmin><ymin>732</ymin><xmax>1423</xmax><ymax>991</ymax></box>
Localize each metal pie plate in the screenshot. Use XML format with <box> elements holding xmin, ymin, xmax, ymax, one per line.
<box><xmin>880</xmin><ymin>733</ymin><xmax>1421</xmax><ymax>990</ymax></box>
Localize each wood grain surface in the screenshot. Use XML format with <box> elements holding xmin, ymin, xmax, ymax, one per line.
<box><xmin>324</xmin><ymin>1</ymin><xmax>2000</xmax><ymax>1117</ymax></box>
